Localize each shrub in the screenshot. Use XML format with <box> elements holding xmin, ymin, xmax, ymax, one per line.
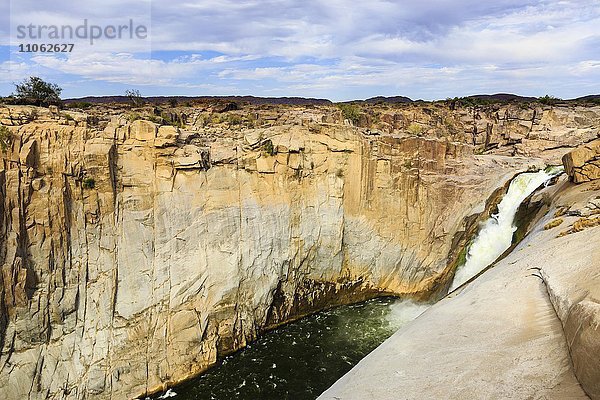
<box><xmin>544</xmin><ymin>218</ymin><xmax>563</xmax><ymax>230</ymax></box>
<box><xmin>227</xmin><ymin>114</ymin><xmax>243</xmax><ymax>126</ymax></box>
<box><xmin>82</xmin><ymin>177</ymin><xmax>96</xmax><ymax>189</ymax></box>
<box><xmin>125</xmin><ymin>89</ymin><xmax>143</xmax><ymax>106</ymax></box>
<box><xmin>13</xmin><ymin>76</ymin><xmax>62</xmax><ymax>106</ymax></box>
<box><xmin>127</xmin><ymin>113</ymin><xmax>142</xmax><ymax>122</ymax></box>
<box><xmin>0</xmin><ymin>126</ymin><xmax>12</xmax><ymax>151</ymax></box>
<box><xmin>337</xmin><ymin>103</ymin><xmax>362</xmax><ymax>125</ymax></box>
<box><xmin>538</xmin><ymin>95</ymin><xmax>561</xmax><ymax>106</ymax></box>
<box><xmin>262</xmin><ymin>139</ymin><xmax>276</xmax><ymax>156</ymax></box>
<box><xmin>407</xmin><ymin>123</ymin><xmax>424</xmax><ymax>136</ymax></box>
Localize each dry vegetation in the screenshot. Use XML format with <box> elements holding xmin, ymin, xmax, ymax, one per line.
<box><xmin>544</xmin><ymin>218</ymin><xmax>564</xmax><ymax>230</ymax></box>
<box><xmin>557</xmin><ymin>216</ymin><xmax>600</xmax><ymax>237</ymax></box>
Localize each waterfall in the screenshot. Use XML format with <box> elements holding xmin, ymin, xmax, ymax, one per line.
<box><xmin>449</xmin><ymin>167</ymin><xmax>562</xmax><ymax>292</ymax></box>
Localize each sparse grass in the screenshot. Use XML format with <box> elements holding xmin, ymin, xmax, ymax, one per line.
<box><xmin>554</xmin><ymin>207</ymin><xmax>569</xmax><ymax>218</ymax></box>
<box><xmin>558</xmin><ymin>216</ymin><xmax>600</xmax><ymax>237</ymax></box>
<box><xmin>62</xmin><ymin>112</ymin><xmax>74</xmax><ymax>121</ymax></box>
<box><xmin>127</xmin><ymin>113</ymin><xmax>142</xmax><ymax>122</ymax></box>
<box><xmin>571</xmin><ymin>216</ymin><xmax>600</xmax><ymax>232</ymax></box>
<box><xmin>544</xmin><ymin>218</ymin><xmax>563</xmax><ymax>230</ymax></box>
<box><xmin>146</xmin><ymin>114</ymin><xmax>164</xmax><ymax>124</ymax></box>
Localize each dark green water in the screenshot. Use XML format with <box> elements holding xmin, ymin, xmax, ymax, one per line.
<box><xmin>151</xmin><ymin>298</ymin><xmax>428</xmax><ymax>400</ymax></box>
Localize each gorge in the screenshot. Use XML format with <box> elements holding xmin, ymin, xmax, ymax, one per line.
<box><xmin>0</xmin><ymin>99</ymin><xmax>599</xmax><ymax>399</ymax></box>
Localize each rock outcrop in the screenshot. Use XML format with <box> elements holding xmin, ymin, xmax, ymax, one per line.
<box><xmin>0</xmin><ymin>102</ymin><xmax>598</xmax><ymax>399</ymax></box>
<box><xmin>563</xmin><ymin>139</ymin><xmax>600</xmax><ymax>183</ymax></box>
<box><xmin>319</xmin><ymin>175</ymin><xmax>600</xmax><ymax>399</ymax></box>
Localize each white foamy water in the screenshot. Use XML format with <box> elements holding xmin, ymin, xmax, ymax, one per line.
<box><xmin>385</xmin><ymin>300</ymin><xmax>430</xmax><ymax>330</ymax></box>
<box><xmin>449</xmin><ymin>168</ymin><xmax>562</xmax><ymax>292</ymax></box>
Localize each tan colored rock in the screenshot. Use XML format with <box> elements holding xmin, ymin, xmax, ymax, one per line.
<box><xmin>155</xmin><ymin>125</ymin><xmax>179</xmax><ymax>147</ymax></box>
<box><xmin>19</xmin><ymin>139</ymin><xmax>38</xmax><ymax>168</ymax></box>
<box><xmin>130</xmin><ymin>119</ymin><xmax>157</xmax><ymax>141</ymax></box>
<box><xmin>209</xmin><ymin>142</ymin><xmax>237</xmax><ymax>164</ymax></box>
<box><xmin>256</xmin><ymin>155</ymin><xmax>276</xmax><ymax>173</ymax></box>
<box><xmin>31</xmin><ymin>178</ymin><xmax>43</xmax><ymax>190</ymax></box>
<box><xmin>244</xmin><ymin>130</ymin><xmax>263</xmax><ymax>146</ymax></box>
<box><xmin>563</xmin><ymin>139</ymin><xmax>600</xmax><ymax>183</ymax></box>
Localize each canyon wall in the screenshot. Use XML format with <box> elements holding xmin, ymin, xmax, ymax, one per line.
<box><xmin>320</xmin><ymin>161</ymin><xmax>600</xmax><ymax>400</ymax></box>
<box><xmin>0</xmin><ymin>103</ymin><xmax>598</xmax><ymax>399</ymax></box>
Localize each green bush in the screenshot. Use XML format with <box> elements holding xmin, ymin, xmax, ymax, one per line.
<box><xmin>227</xmin><ymin>114</ymin><xmax>243</xmax><ymax>126</ymax></box>
<box><xmin>67</xmin><ymin>102</ymin><xmax>93</xmax><ymax>109</ymax></box>
<box><xmin>13</xmin><ymin>76</ymin><xmax>62</xmax><ymax>106</ymax></box>
<box><xmin>262</xmin><ymin>139</ymin><xmax>276</xmax><ymax>156</ymax></box>
<box><xmin>0</xmin><ymin>126</ymin><xmax>12</xmax><ymax>151</ymax></box>
<box><xmin>82</xmin><ymin>177</ymin><xmax>96</xmax><ymax>189</ymax></box>
<box><xmin>407</xmin><ymin>123</ymin><xmax>424</xmax><ymax>136</ymax></box>
<box><xmin>538</xmin><ymin>95</ymin><xmax>561</xmax><ymax>106</ymax></box>
<box><xmin>337</xmin><ymin>103</ymin><xmax>362</xmax><ymax>125</ymax></box>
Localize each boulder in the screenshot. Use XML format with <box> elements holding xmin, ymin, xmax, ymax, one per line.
<box><xmin>130</xmin><ymin>120</ymin><xmax>157</xmax><ymax>141</ymax></box>
<box><xmin>155</xmin><ymin>125</ymin><xmax>179</xmax><ymax>147</ymax></box>
<box><xmin>562</xmin><ymin>139</ymin><xmax>600</xmax><ymax>183</ymax></box>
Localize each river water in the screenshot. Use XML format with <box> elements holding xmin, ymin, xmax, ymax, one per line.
<box><xmin>152</xmin><ymin>298</ymin><xmax>428</xmax><ymax>400</ymax></box>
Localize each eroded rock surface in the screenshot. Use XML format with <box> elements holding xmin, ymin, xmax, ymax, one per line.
<box><xmin>0</xmin><ymin>102</ymin><xmax>598</xmax><ymax>399</ymax></box>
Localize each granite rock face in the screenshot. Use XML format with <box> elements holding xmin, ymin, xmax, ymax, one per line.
<box><xmin>319</xmin><ymin>176</ymin><xmax>600</xmax><ymax>400</ymax></box>
<box><xmin>0</xmin><ymin>103</ymin><xmax>598</xmax><ymax>399</ymax></box>
<box><xmin>563</xmin><ymin>139</ymin><xmax>600</xmax><ymax>183</ymax></box>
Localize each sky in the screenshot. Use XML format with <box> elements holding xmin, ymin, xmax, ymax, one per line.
<box><xmin>0</xmin><ymin>0</ymin><xmax>599</xmax><ymax>101</ymax></box>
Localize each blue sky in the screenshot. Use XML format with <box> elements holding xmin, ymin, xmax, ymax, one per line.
<box><xmin>1</xmin><ymin>0</ymin><xmax>599</xmax><ymax>101</ymax></box>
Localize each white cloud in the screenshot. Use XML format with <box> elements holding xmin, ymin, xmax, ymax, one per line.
<box><xmin>2</xmin><ymin>0</ymin><xmax>600</xmax><ymax>99</ymax></box>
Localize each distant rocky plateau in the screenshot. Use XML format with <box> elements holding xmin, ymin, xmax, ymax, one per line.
<box><xmin>0</xmin><ymin>100</ymin><xmax>599</xmax><ymax>399</ymax></box>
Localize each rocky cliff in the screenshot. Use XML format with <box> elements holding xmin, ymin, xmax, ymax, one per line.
<box><xmin>0</xmin><ymin>102</ymin><xmax>598</xmax><ymax>399</ymax></box>
<box><xmin>319</xmin><ymin>159</ymin><xmax>600</xmax><ymax>399</ymax></box>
